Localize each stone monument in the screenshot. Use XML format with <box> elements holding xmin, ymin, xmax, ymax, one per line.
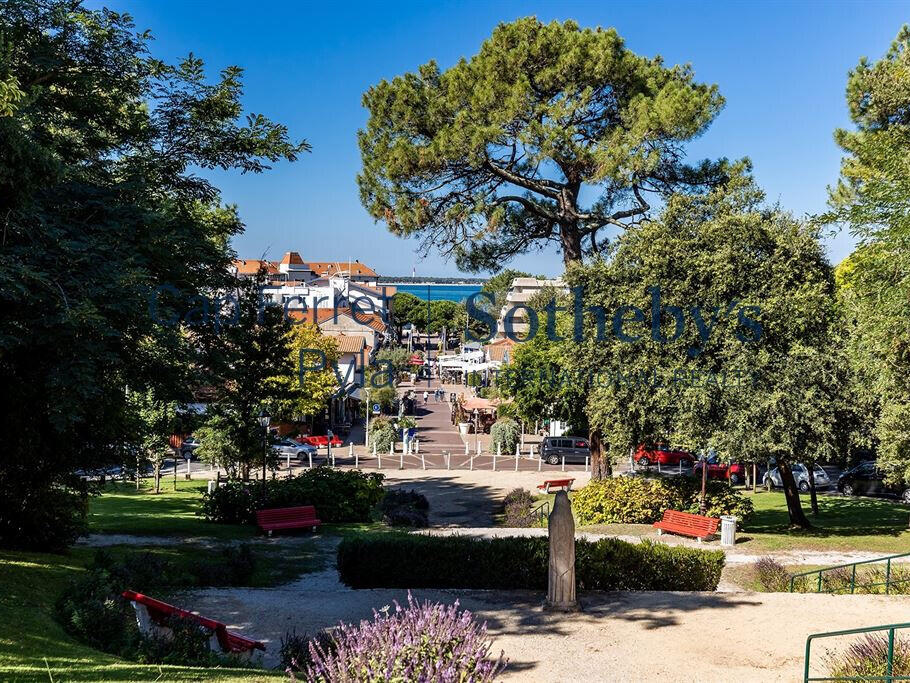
<box><xmin>545</xmin><ymin>490</ymin><xmax>578</xmax><ymax>611</ymax></box>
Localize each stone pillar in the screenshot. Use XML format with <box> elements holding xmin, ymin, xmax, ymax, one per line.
<box><xmin>545</xmin><ymin>490</ymin><xmax>578</xmax><ymax>611</ymax></box>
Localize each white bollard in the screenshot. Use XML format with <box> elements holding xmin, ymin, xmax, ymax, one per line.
<box><xmin>515</xmin><ymin>443</ymin><xmax>520</xmax><ymax>458</ymax></box>
<box><xmin>464</xmin><ymin>442</ymin><xmax>469</xmax><ymax>456</ymax></box>
<box><xmin>415</xmin><ymin>439</ymin><xmax>419</xmax><ymax>454</ymax></box>
<box><xmin>286</xmin><ymin>453</ymin><xmax>290</xmax><ymax>471</ymax></box>
<box><xmin>658</xmin><ymin>460</ymin><xmax>661</xmax><ymax>474</ymax></box>
<box><xmin>470</xmin><ymin>454</ymin><xmax>474</xmax><ymax>471</ymax></box>
<box><xmin>399</xmin><ymin>451</ymin><xmax>403</xmax><ymax>470</ymax></box>
<box><xmin>585</xmin><ymin>456</ymin><xmax>589</xmax><ymax>472</ymax></box>
<box><xmin>332</xmin><ymin>450</ymin><xmax>336</xmax><ymax>468</ymax></box>
<box><xmin>538</xmin><ymin>456</ymin><xmax>542</xmax><ymax>472</ymax></box>
<box><xmin>496</xmin><ymin>442</ymin><xmax>501</xmax><ymax>458</ymax></box>
<box><xmin>447</xmin><ymin>452</ymin><xmax>451</xmax><ymax>470</ymax></box>
<box><xmin>561</xmin><ymin>455</ymin><xmax>565</xmax><ymax>472</ymax></box>
<box><xmin>476</xmin><ymin>440</ymin><xmax>481</xmax><ymax>456</ymax></box>
<box><xmin>349</xmin><ymin>443</ymin><xmax>353</xmax><ymax>458</ymax></box>
<box><xmin>421</xmin><ymin>453</ymin><xmax>426</xmax><ymax>470</ymax></box>
<box><xmin>308</xmin><ymin>451</ymin><xmax>313</xmax><ymax>469</ymax></box>
<box><xmin>378</xmin><ymin>450</ymin><xmax>382</xmax><ymax>470</ymax></box>
<box><xmin>514</xmin><ymin>453</ymin><xmax>519</xmax><ymax>471</ymax></box>
<box><xmin>355</xmin><ymin>450</ymin><xmax>359</xmax><ymax>468</ymax></box>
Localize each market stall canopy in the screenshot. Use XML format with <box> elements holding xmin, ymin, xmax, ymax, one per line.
<box><xmin>462</xmin><ymin>396</ymin><xmax>500</xmax><ymax>412</ymax></box>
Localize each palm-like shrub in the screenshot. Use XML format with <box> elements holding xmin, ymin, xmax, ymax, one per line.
<box><xmin>299</xmin><ymin>594</ymin><xmax>506</xmax><ymax>682</ymax></box>
<box><xmin>368</xmin><ymin>418</ymin><xmax>397</xmax><ymax>452</ymax></box>
<box><xmin>490</xmin><ymin>418</ymin><xmax>520</xmax><ymax>454</ymax></box>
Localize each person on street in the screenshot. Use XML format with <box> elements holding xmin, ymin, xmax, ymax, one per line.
<box><xmin>423</xmin><ymin>390</ymin><xmax>429</xmax><ymax>404</ymax></box>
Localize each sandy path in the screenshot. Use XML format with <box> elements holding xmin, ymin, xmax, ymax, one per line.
<box><xmin>182</xmin><ymin>564</ymin><xmax>910</xmax><ymax>681</ymax></box>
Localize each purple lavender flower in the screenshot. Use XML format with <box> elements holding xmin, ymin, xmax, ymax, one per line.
<box><xmin>301</xmin><ymin>593</ymin><xmax>506</xmax><ymax>682</ymax></box>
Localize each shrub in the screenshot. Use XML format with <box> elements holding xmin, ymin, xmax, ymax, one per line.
<box><xmin>368</xmin><ymin>418</ymin><xmax>397</xmax><ymax>452</ymax></box>
<box><xmin>490</xmin><ymin>418</ymin><xmax>520</xmax><ymax>455</ymax></box>
<box><xmin>572</xmin><ymin>476</ymin><xmax>753</xmax><ymax>526</ymax></box>
<box><xmin>201</xmin><ymin>468</ymin><xmax>385</xmax><ymax>525</ymax></box>
<box><xmin>299</xmin><ymin>594</ymin><xmax>506</xmax><ymax>682</ymax></box>
<box><xmin>0</xmin><ymin>481</ymin><xmax>88</xmax><ymax>551</ymax></box>
<box><xmin>825</xmin><ymin>634</ymin><xmax>910</xmax><ymax>680</ymax></box>
<box><xmin>753</xmin><ymin>557</ymin><xmax>791</xmax><ymax>592</ymax></box>
<box><xmin>55</xmin><ymin>568</ymin><xmax>137</xmax><ymax>655</ymax></box>
<box><xmin>380</xmin><ymin>489</ymin><xmax>429</xmax><ymax>527</ymax></box>
<box><xmin>134</xmin><ymin>615</ymin><xmax>214</xmax><ymax>666</ymax></box>
<box><xmin>501</xmin><ymin>488</ymin><xmax>539</xmax><ymax>528</ymax></box>
<box><xmin>337</xmin><ymin>534</ymin><xmax>724</xmax><ymax>592</ymax></box>
<box><xmin>279</xmin><ymin>628</ymin><xmax>337</xmax><ymax>674</ymax></box>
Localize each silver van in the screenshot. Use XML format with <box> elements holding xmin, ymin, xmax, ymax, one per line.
<box><xmin>540</xmin><ymin>436</ymin><xmax>590</xmax><ymax>465</ymax></box>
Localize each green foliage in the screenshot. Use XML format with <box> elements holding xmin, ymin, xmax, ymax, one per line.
<box><xmin>379</xmin><ymin>489</ymin><xmax>429</xmax><ymax>527</ymax></box>
<box><xmin>825</xmin><ymin>634</ymin><xmax>910</xmax><ymax>680</ymax></box>
<box><xmin>201</xmin><ymin>468</ymin><xmax>386</xmax><ymax>524</ymax></box>
<box><xmin>490</xmin><ymin>418</ymin><xmax>520</xmax><ymax>454</ymax></box>
<box><xmin>358</xmin><ymin>17</ymin><xmax>729</xmax><ymax>271</ymax></box>
<box><xmin>568</xmin><ymin>172</ymin><xmax>839</xmax><ymax>526</ymax></box>
<box><xmin>282</xmin><ymin>324</ymin><xmax>340</xmax><ymax>418</ymax></box>
<box><xmin>0</xmin><ymin>483</ymin><xmax>88</xmax><ymax>551</ymax></box>
<box><xmin>752</xmin><ymin>557</ymin><xmax>791</xmax><ymax>592</ymax></box>
<box><xmin>0</xmin><ymin>0</ymin><xmax>305</xmax><ymax>549</ymax></box>
<box><xmin>368</xmin><ymin>417</ymin><xmax>397</xmax><ymax>452</ymax></box>
<box><xmin>825</xmin><ymin>27</ymin><xmax>910</xmax><ymax>486</ymax></box>
<box><xmin>572</xmin><ymin>476</ymin><xmax>753</xmax><ymax>526</ymax></box>
<box><xmin>501</xmin><ymin>489</ymin><xmax>539</xmax><ymax>528</ymax></box>
<box><xmin>337</xmin><ymin>534</ymin><xmax>724</xmax><ymax>592</ymax></box>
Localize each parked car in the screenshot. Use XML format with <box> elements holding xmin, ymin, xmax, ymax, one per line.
<box><xmin>541</xmin><ymin>436</ymin><xmax>590</xmax><ymax>465</ymax></box>
<box><xmin>273</xmin><ymin>438</ymin><xmax>317</xmax><ymax>458</ymax></box>
<box><xmin>634</xmin><ymin>443</ymin><xmax>693</xmax><ymax>467</ymax></box>
<box><xmin>693</xmin><ymin>455</ymin><xmax>748</xmax><ymax>485</ymax></box>
<box><xmin>763</xmin><ymin>463</ymin><xmax>830</xmax><ymax>492</ymax></box>
<box><xmin>837</xmin><ymin>462</ymin><xmax>910</xmax><ymax>502</ymax></box>
<box><xmin>180</xmin><ymin>436</ymin><xmax>200</xmax><ymax>459</ymax></box>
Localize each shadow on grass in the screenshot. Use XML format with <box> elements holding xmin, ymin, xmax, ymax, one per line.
<box><xmin>746</xmin><ymin>494</ymin><xmax>910</xmax><ymax>538</ymax></box>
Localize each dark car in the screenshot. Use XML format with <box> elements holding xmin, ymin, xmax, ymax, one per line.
<box><xmin>540</xmin><ymin>436</ymin><xmax>591</xmax><ymax>465</ymax></box>
<box><xmin>837</xmin><ymin>461</ymin><xmax>910</xmax><ymax>502</ymax></box>
<box><xmin>180</xmin><ymin>436</ymin><xmax>200</xmax><ymax>459</ymax></box>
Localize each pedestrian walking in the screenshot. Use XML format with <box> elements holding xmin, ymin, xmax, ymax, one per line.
<box><xmin>423</xmin><ymin>390</ymin><xmax>429</xmax><ymax>404</ymax></box>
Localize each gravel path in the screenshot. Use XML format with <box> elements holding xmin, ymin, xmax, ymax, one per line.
<box><xmin>182</xmin><ymin>565</ymin><xmax>910</xmax><ymax>680</ymax></box>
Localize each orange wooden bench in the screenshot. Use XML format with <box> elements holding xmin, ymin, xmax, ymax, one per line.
<box><xmin>537</xmin><ymin>478</ymin><xmax>575</xmax><ymax>494</ymax></box>
<box><xmin>122</xmin><ymin>590</ymin><xmax>264</xmax><ymax>656</ymax></box>
<box><xmin>653</xmin><ymin>509</ymin><xmax>719</xmax><ymax>542</ymax></box>
<box><xmin>255</xmin><ymin>505</ymin><xmax>321</xmax><ymax>536</ymax></box>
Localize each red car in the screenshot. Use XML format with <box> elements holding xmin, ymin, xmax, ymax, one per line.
<box><xmin>693</xmin><ymin>456</ymin><xmax>747</xmax><ymax>485</ymax></box>
<box><xmin>297</xmin><ymin>434</ymin><xmax>343</xmax><ymax>448</ymax></box>
<box><xmin>634</xmin><ymin>443</ymin><xmax>694</xmax><ymax>467</ymax></box>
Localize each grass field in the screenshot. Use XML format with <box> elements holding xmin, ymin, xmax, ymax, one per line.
<box><xmin>0</xmin><ymin>480</ymin><xmax>357</xmax><ymax>681</ymax></box>
<box><xmin>0</xmin><ymin>549</ymin><xmax>286</xmax><ymax>682</ymax></box>
<box><xmin>553</xmin><ymin>487</ymin><xmax>910</xmax><ymax>554</ymax></box>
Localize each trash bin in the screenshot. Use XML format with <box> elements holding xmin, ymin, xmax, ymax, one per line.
<box><xmin>720</xmin><ymin>515</ymin><xmax>737</xmax><ymax>546</ymax></box>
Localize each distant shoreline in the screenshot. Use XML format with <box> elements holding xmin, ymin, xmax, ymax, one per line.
<box><xmin>379</xmin><ymin>277</ymin><xmax>487</xmax><ymax>285</ymax></box>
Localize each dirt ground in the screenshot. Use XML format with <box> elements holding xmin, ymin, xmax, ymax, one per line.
<box><xmin>183</xmin><ymin>562</ymin><xmax>910</xmax><ymax>681</ymax></box>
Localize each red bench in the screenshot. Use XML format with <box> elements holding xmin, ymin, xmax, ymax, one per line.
<box><xmin>255</xmin><ymin>505</ymin><xmax>321</xmax><ymax>536</ymax></box>
<box><xmin>653</xmin><ymin>509</ymin><xmax>719</xmax><ymax>542</ymax></box>
<box><xmin>121</xmin><ymin>590</ymin><xmax>264</xmax><ymax>656</ymax></box>
<box><xmin>537</xmin><ymin>478</ymin><xmax>575</xmax><ymax>493</ymax></box>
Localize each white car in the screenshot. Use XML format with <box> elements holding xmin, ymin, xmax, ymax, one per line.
<box><xmin>763</xmin><ymin>463</ymin><xmax>830</xmax><ymax>492</ymax></box>
<box><xmin>272</xmin><ymin>438</ymin><xmax>317</xmax><ymax>459</ymax></box>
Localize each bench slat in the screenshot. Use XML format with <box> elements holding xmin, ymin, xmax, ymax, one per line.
<box><xmin>652</xmin><ymin>509</ymin><xmax>719</xmax><ymax>539</ymax></box>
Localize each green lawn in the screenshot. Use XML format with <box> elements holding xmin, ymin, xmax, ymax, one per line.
<box><xmin>0</xmin><ymin>549</ymin><xmax>285</xmax><ymax>682</ymax></box>
<box><xmin>88</xmin><ymin>480</ymin><xmax>254</xmax><ymax>539</ymax></box>
<box><xmin>570</xmin><ymin>488</ymin><xmax>910</xmax><ymax>554</ymax></box>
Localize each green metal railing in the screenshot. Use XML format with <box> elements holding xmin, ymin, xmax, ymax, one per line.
<box><xmin>532</xmin><ymin>501</ymin><xmax>550</xmax><ymax>526</ymax></box>
<box><xmin>790</xmin><ymin>552</ymin><xmax>910</xmax><ymax>595</ymax></box>
<box><xmin>804</xmin><ymin>622</ymin><xmax>910</xmax><ymax>682</ymax></box>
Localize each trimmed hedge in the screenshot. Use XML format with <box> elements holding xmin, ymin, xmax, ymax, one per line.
<box><xmin>337</xmin><ymin>534</ymin><xmax>724</xmax><ymax>592</ymax></box>
<box><xmin>201</xmin><ymin>467</ymin><xmax>385</xmax><ymax>524</ymax></box>
<box><xmin>572</xmin><ymin>475</ymin><xmax>754</xmax><ymax>526</ymax></box>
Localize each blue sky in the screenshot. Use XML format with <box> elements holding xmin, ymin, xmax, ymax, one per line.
<box><xmin>95</xmin><ymin>0</ymin><xmax>909</xmax><ymax>278</ymax></box>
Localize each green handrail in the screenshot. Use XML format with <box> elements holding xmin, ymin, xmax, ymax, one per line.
<box><xmin>790</xmin><ymin>552</ymin><xmax>910</xmax><ymax>595</ymax></box>
<box><xmin>804</xmin><ymin>621</ymin><xmax>910</xmax><ymax>681</ymax></box>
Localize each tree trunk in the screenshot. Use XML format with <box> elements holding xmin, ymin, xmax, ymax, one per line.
<box><xmin>153</xmin><ymin>462</ymin><xmax>161</xmax><ymax>495</ymax></box>
<box><xmin>778</xmin><ymin>461</ymin><xmax>811</xmax><ymax>528</ymax></box>
<box><xmin>807</xmin><ymin>465</ymin><xmax>819</xmax><ymax>516</ymax></box>
<box><xmin>588</xmin><ymin>429</ymin><xmax>611</xmax><ymax>479</ymax></box>
<box><xmin>559</xmin><ymin>222</ymin><xmax>583</xmax><ymax>267</ymax></box>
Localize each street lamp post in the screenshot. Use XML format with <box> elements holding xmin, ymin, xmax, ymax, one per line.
<box><xmin>258</xmin><ymin>410</ymin><xmax>270</xmax><ymax>483</ymax></box>
<box><xmin>699</xmin><ymin>451</ymin><xmax>708</xmax><ymax>515</ymax></box>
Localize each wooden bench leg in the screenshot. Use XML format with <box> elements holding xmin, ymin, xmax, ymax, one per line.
<box><xmin>656</xmin><ymin>528</ymin><xmax>663</xmax><ymax>535</ymax></box>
